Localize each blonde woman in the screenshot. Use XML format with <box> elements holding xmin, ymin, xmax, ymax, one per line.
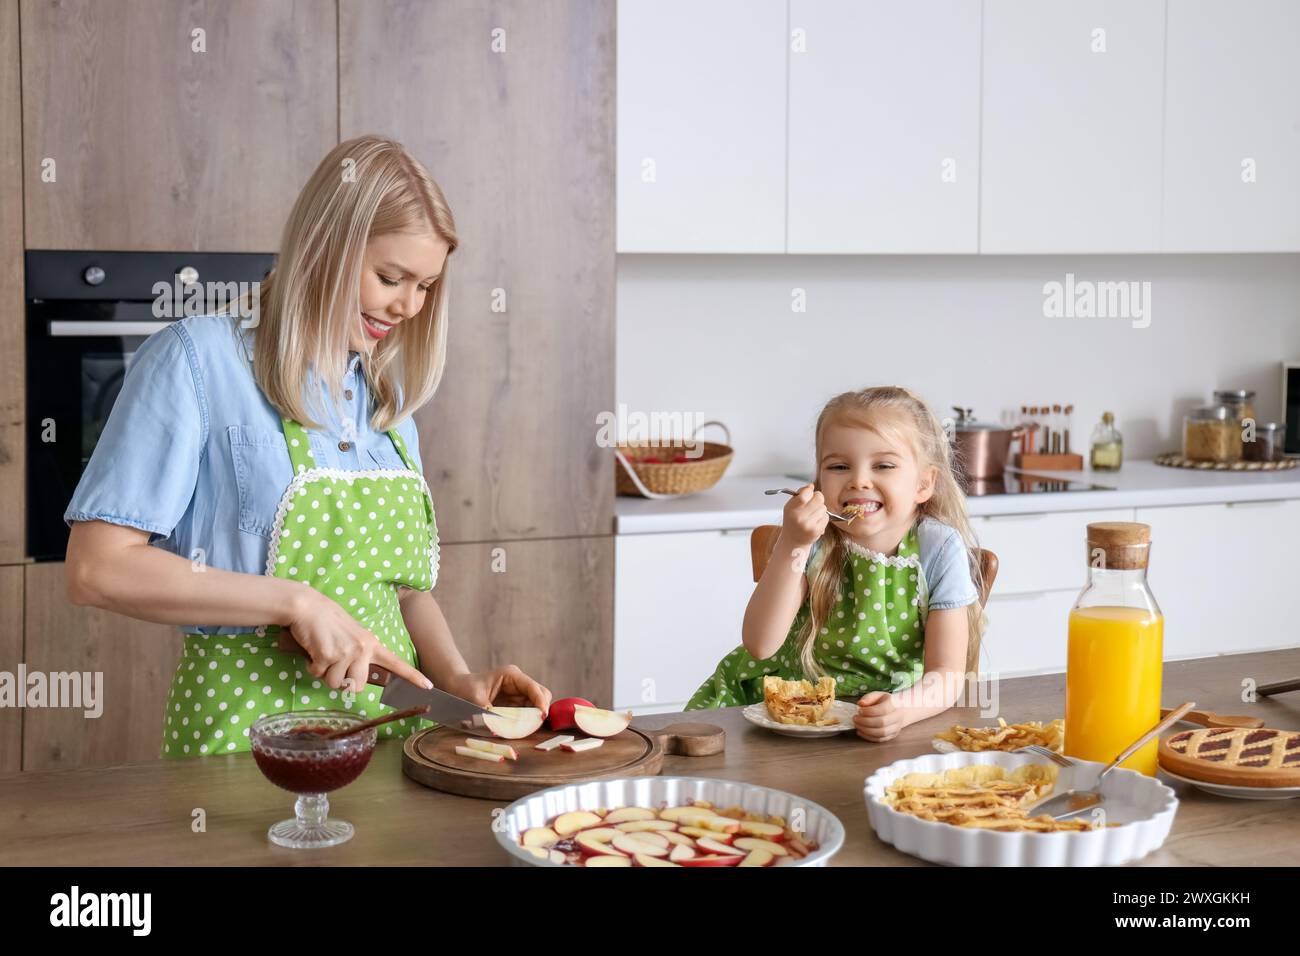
<box><xmin>685</xmin><ymin>387</ymin><xmax>984</xmax><ymax>742</ymax></box>
<box><xmin>64</xmin><ymin>135</ymin><xmax>552</xmax><ymax>758</ymax></box>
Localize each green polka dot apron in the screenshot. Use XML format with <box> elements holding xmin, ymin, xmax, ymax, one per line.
<box><xmin>685</xmin><ymin>524</ymin><xmax>929</xmax><ymax>710</ymax></box>
<box><xmin>161</xmin><ymin>417</ymin><xmax>438</xmax><ymax>758</ymax></box>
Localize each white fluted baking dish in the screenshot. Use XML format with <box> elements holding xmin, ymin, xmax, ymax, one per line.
<box><xmin>494</xmin><ymin>776</ymin><xmax>846</xmax><ymax>866</ymax></box>
<box><xmin>865</xmin><ymin>751</ymin><xmax>1178</xmax><ymax>866</ymax></box>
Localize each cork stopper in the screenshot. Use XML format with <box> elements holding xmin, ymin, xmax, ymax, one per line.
<box><xmin>1086</xmin><ymin>522</ymin><xmax>1151</xmax><ymax>570</ymax></box>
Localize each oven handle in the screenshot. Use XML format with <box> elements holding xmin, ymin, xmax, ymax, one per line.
<box><xmin>48</xmin><ymin>320</ymin><xmax>175</xmax><ymax>337</ymax></box>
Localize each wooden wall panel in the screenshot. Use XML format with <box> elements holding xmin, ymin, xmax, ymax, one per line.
<box><xmin>0</xmin><ymin>566</ymin><xmax>22</xmax><ymax>771</ymax></box>
<box><xmin>0</xmin><ymin>0</ymin><xmax>24</xmax><ymax>562</ymax></box>
<box><xmin>340</xmin><ymin>0</ymin><xmax>616</xmax><ymax>544</ymax></box>
<box><xmin>21</xmin><ymin>0</ymin><xmax>337</xmax><ymax>250</ymax></box>
<box><xmin>22</xmin><ymin>562</ymin><xmax>181</xmax><ymax>770</ymax></box>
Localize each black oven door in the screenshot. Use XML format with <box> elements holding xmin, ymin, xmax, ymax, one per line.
<box><xmin>27</xmin><ymin>301</ymin><xmax>178</xmax><ymax>561</ymax></box>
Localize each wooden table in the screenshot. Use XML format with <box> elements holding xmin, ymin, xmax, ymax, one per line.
<box><xmin>4</xmin><ymin>648</ymin><xmax>1298</xmax><ymax>866</ymax></box>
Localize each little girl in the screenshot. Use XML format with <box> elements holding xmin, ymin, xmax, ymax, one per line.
<box><xmin>685</xmin><ymin>386</ymin><xmax>985</xmax><ymax>742</ymax></box>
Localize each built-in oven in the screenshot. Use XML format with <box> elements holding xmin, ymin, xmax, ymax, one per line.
<box><xmin>26</xmin><ymin>250</ymin><xmax>275</xmax><ymax>561</ymax></box>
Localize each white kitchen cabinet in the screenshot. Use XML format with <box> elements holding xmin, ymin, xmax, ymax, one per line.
<box><xmin>980</xmin><ymin>0</ymin><xmax>1166</xmax><ymax>252</ymax></box>
<box><xmin>786</xmin><ymin>0</ymin><xmax>981</xmax><ymax>253</ymax></box>
<box><xmin>1161</xmin><ymin>0</ymin><xmax>1300</xmax><ymax>252</ymax></box>
<box><xmin>616</xmin><ymin>0</ymin><xmax>787</xmax><ymax>253</ymax></box>
<box><xmin>972</xmin><ymin>507</ymin><xmax>1135</xmax><ymax>595</ymax></box>
<box><xmin>981</xmin><ymin>588</ymin><xmax>1078</xmax><ymax>677</ymax></box>
<box><xmin>614</xmin><ymin>530</ymin><xmax>757</xmax><ymax>713</ymax></box>
<box><xmin>1137</xmin><ymin>500</ymin><xmax>1300</xmax><ymax>660</ymax></box>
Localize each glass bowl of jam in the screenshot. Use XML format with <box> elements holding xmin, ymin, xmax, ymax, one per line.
<box><xmin>250</xmin><ymin>711</ymin><xmax>377</xmax><ymax>849</ymax></box>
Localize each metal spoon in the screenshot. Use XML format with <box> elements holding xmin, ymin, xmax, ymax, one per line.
<box><xmin>1029</xmin><ymin>701</ymin><xmax>1195</xmax><ymax>820</ymax></box>
<box><xmin>764</xmin><ymin>487</ymin><xmax>850</xmax><ymax>522</ymax></box>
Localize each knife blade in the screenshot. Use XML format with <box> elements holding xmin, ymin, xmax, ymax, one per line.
<box><xmin>365</xmin><ymin>662</ymin><xmax>501</xmax><ymax>737</ymax></box>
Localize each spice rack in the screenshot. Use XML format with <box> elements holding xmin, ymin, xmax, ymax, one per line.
<box><xmin>1013</xmin><ymin>403</ymin><xmax>1083</xmax><ymax>472</ymax></box>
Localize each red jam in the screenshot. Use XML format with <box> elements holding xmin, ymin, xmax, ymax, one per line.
<box><xmin>251</xmin><ymin>724</ymin><xmax>375</xmax><ymax>793</ymax></box>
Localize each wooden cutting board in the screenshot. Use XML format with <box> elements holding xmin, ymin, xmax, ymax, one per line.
<box><xmin>401</xmin><ymin>722</ymin><xmax>724</xmax><ymax>800</ymax></box>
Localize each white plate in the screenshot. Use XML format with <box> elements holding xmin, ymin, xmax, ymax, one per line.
<box><xmin>1157</xmin><ymin>766</ymin><xmax>1300</xmax><ymax>800</ymax></box>
<box><xmin>865</xmin><ymin>751</ymin><xmax>1178</xmax><ymax>866</ymax></box>
<box><xmin>493</xmin><ymin>776</ymin><xmax>847</xmax><ymax>866</ymax></box>
<box><xmin>742</xmin><ymin>700</ymin><xmax>858</xmax><ymax>737</ymax></box>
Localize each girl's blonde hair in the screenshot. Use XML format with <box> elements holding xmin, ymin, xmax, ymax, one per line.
<box><xmin>796</xmin><ymin>386</ymin><xmax>987</xmax><ymax>679</ymax></box>
<box><xmin>246</xmin><ymin>134</ymin><xmax>458</xmax><ymax>431</ymax></box>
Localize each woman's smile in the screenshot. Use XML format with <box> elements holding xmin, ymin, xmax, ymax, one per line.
<box><xmin>361</xmin><ymin>312</ymin><xmax>396</xmax><ymax>340</ymax></box>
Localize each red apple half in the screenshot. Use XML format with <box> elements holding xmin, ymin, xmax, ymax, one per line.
<box><xmin>546</xmin><ymin>696</ymin><xmax>595</xmax><ymax>730</ymax></box>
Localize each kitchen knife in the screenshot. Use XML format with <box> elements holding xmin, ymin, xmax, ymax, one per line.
<box><xmin>365</xmin><ymin>662</ymin><xmax>501</xmax><ymax>738</ymax></box>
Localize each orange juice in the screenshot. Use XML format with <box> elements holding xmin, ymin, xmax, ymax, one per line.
<box><xmin>1065</xmin><ymin>606</ymin><xmax>1163</xmax><ymax>776</ymax></box>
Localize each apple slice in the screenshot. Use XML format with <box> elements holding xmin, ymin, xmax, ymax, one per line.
<box><xmin>548</xmin><ymin>850</ymin><xmax>565</xmax><ymax>865</ymax></box>
<box><xmin>668</xmin><ymin>844</ymin><xmax>696</xmax><ymax>862</ymax></box>
<box><xmin>572</xmin><ymin>704</ymin><xmax>632</xmax><ymax>738</ymax></box>
<box><xmin>534</xmin><ymin>734</ymin><xmax>575</xmax><ymax>751</ymax></box>
<box><xmin>634</xmin><ymin>853</ymin><xmax>680</xmax><ymax>867</ymax></box>
<box><xmin>521</xmin><ymin>826</ymin><xmax>559</xmax><ymax>848</ymax></box>
<box><xmin>553</xmin><ymin>810</ymin><xmax>604</xmax><ymax>836</ymax></box>
<box><xmin>615</xmin><ymin>820</ymin><xmax>677</xmax><ymax>833</ymax></box>
<box><xmin>454</xmin><ymin>745</ymin><xmax>504</xmax><ymax>763</ymax></box>
<box><xmin>737</xmin><ymin>820</ymin><xmax>786</xmax><ymax>840</ymax></box>
<box><xmin>787</xmin><ymin>836</ymin><xmax>812</xmax><ymax>858</ymax></box>
<box><xmin>602</xmin><ymin>807</ymin><xmax>657</xmax><ymax>824</ymax></box>
<box><xmin>695</xmin><ymin>837</ymin><xmax>742</xmax><ymax>857</ymax></box>
<box><xmin>464</xmin><ymin>738</ymin><xmax>518</xmax><ymax>760</ymax></box>
<box><xmin>618</xmin><ymin>830</ymin><xmax>669</xmax><ymax>850</ymax></box>
<box><xmin>675</xmin><ymin>853</ymin><xmax>743</xmax><ymax>867</ymax></box>
<box><xmin>692</xmin><ymin>816</ymin><xmax>741</xmax><ymax>834</ymax></box>
<box><xmin>739</xmin><ymin>848</ymin><xmax>776</xmax><ymax>867</ymax></box>
<box><xmin>574</xmin><ymin>828</ymin><xmax>624</xmax><ymax>857</ymax></box>
<box><xmin>560</xmin><ymin>738</ymin><xmax>605</xmax><ymax>753</ymax></box>
<box><xmin>584</xmin><ymin>854</ymin><xmax>631</xmax><ymax>867</ymax></box>
<box><xmin>659</xmin><ymin>830</ymin><xmax>696</xmax><ymax>848</ymax></box>
<box><xmin>522</xmin><ymin>846</ymin><xmax>548</xmax><ymax>860</ymax></box>
<box><xmin>658</xmin><ymin>806</ymin><xmax>718</xmax><ymax>825</ymax></box>
<box><xmin>613</xmin><ymin>833</ymin><xmax>669</xmax><ymax>857</ymax></box>
<box><xmin>733</xmin><ymin>837</ymin><xmax>788</xmax><ymax>856</ymax></box>
<box><xmin>681</xmin><ymin>826</ymin><xmax>733</xmax><ymax>844</ymax></box>
<box><xmin>482</xmin><ymin>706</ymin><xmax>545</xmax><ymax>740</ymax></box>
<box><xmin>546</xmin><ymin>696</ymin><xmax>595</xmax><ymax>731</ymax></box>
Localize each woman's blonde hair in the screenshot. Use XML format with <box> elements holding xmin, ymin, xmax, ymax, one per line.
<box><xmin>246</xmin><ymin>135</ymin><xmax>458</xmax><ymax>431</ymax></box>
<box><xmin>796</xmin><ymin>386</ymin><xmax>987</xmax><ymax>679</ymax></box>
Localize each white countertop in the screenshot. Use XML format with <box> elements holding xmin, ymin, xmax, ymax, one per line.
<box><xmin>614</xmin><ymin>459</ymin><xmax>1300</xmax><ymax>534</ymax></box>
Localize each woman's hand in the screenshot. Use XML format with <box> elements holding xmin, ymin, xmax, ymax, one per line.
<box><xmin>854</xmin><ymin>691</ymin><xmax>903</xmax><ymax>742</ymax></box>
<box><xmin>779</xmin><ymin>483</ymin><xmax>829</xmax><ymax>550</ymax></box>
<box><xmin>279</xmin><ymin>584</ymin><xmax>433</xmax><ymax>693</ymax></box>
<box><xmin>441</xmin><ymin>665</ymin><xmax>553</xmax><ymax>715</ymax></box>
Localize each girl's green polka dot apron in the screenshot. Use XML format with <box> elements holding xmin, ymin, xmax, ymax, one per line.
<box><xmin>685</xmin><ymin>525</ymin><xmax>929</xmax><ymax>710</ymax></box>
<box><xmin>161</xmin><ymin>417</ymin><xmax>438</xmax><ymax>757</ymax></box>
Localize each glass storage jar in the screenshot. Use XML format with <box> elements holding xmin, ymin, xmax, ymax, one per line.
<box><xmin>1183</xmin><ymin>404</ymin><xmax>1242</xmax><ymax>462</ymax></box>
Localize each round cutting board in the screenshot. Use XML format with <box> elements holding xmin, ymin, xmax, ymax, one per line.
<box><xmin>402</xmin><ymin>726</ymin><xmax>665</xmax><ymax>800</ymax></box>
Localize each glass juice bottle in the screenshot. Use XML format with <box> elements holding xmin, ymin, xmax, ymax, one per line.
<box><xmin>1065</xmin><ymin>522</ymin><xmax>1164</xmax><ymax>776</ymax></box>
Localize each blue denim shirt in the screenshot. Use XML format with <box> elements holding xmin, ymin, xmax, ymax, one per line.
<box><xmin>64</xmin><ymin>313</ymin><xmax>426</xmax><ymax>634</ymax></box>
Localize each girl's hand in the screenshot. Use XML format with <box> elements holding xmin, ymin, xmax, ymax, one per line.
<box><xmin>280</xmin><ymin>585</ymin><xmax>433</xmax><ymax>693</ymax></box>
<box><xmin>854</xmin><ymin>691</ymin><xmax>903</xmax><ymax>742</ymax></box>
<box><xmin>441</xmin><ymin>665</ymin><xmax>553</xmax><ymax>715</ymax></box>
<box><xmin>780</xmin><ymin>483</ymin><xmax>829</xmax><ymax>549</ymax></box>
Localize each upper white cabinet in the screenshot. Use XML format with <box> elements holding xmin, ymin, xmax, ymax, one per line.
<box><xmin>1161</xmin><ymin>0</ymin><xmax>1300</xmax><ymax>252</ymax></box>
<box><xmin>616</xmin><ymin>0</ymin><xmax>787</xmax><ymax>253</ymax></box>
<box><xmin>786</xmin><ymin>0</ymin><xmax>981</xmax><ymax>253</ymax></box>
<box><xmin>981</xmin><ymin>0</ymin><xmax>1166</xmax><ymax>253</ymax></box>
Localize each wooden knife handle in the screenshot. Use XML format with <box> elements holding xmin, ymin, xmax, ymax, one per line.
<box><xmin>1161</xmin><ymin>707</ymin><xmax>1264</xmax><ymax>729</ymax></box>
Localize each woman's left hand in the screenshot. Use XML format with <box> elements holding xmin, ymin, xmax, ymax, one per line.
<box><xmin>854</xmin><ymin>691</ymin><xmax>903</xmax><ymax>742</ymax></box>
<box><xmin>441</xmin><ymin>665</ymin><xmax>553</xmax><ymax>715</ymax></box>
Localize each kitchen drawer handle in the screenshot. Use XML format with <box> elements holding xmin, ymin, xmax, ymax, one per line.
<box><xmin>49</xmin><ymin>320</ymin><xmax>174</xmax><ymax>337</ymax></box>
<box><xmin>982</xmin><ymin>512</ymin><xmax>1047</xmax><ymax>523</ymax></box>
<box><xmin>988</xmin><ymin>590</ymin><xmax>1052</xmax><ymax>602</ymax></box>
<box><xmin>1225</xmin><ymin>499</ymin><xmax>1288</xmax><ymax>509</ymax></box>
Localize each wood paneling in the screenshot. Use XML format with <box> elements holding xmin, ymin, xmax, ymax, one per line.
<box><xmin>0</xmin><ymin>0</ymin><xmax>24</xmax><ymax>562</ymax></box>
<box><xmin>434</xmin><ymin>537</ymin><xmax>614</xmax><ymax>704</ymax></box>
<box><xmin>22</xmin><ymin>562</ymin><xmax>181</xmax><ymax>770</ymax></box>
<box><xmin>340</xmin><ymin>0</ymin><xmax>616</xmax><ymax>543</ymax></box>
<box><xmin>20</xmin><ymin>0</ymin><xmax>337</xmax><ymax>251</ymax></box>
<box><xmin>0</xmin><ymin>566</ymin><xmax>22</xmax><ymax>771</ymax></box>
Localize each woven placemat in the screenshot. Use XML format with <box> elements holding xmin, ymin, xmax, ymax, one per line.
<box><xmin>1154</xmin><ymin>453</ymin><xmax>1297</xmax><ymax>471</ymax></box>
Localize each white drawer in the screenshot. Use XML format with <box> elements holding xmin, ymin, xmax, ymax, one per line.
<box><xmin>973</xmin><ymin>508</ymin><xmax>1135</xmax><ymax>596</ymax></box>
<box><xmin>980</xmin><ymin>588</ymin><xmax>1077</xmax><ymax>677</ymax></box>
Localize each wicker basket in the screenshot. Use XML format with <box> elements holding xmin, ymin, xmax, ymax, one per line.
<box><xmin>614</xmin><ymin>421</ymin><xmax>733</xmax><ymax>498</ymax></box>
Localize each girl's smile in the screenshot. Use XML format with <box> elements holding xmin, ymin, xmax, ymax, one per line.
<box><xmin>351</xmin><ymin>231</ymin><xmax>451</xmax><ymax>353</ymax></box>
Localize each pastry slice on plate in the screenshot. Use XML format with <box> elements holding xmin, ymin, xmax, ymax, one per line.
<box><xmin>763</xmin><ymin>675</ymin><xmax>838</xmax><ymax>726</ymax></box>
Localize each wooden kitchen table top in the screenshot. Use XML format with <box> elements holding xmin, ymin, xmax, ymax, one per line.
<box><xmin>3</xmin><ymin>648</ymin><xmax>1298</xmax><ymax>866</ymax></box>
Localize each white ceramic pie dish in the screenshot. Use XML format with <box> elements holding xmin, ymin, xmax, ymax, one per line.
<box><xmin>494</xmin><ymin>775</ymin><xmax>846</xmax><ymax>867</ymax></box>
<box><xmin>865</xmin><ymin>751</ymin><xmax>1178</xmax><ymax>866</ymax></box>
